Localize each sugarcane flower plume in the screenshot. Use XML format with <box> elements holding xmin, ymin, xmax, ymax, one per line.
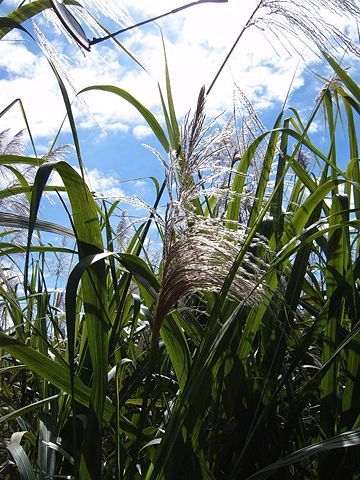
<box><xmin>251</xmin><ymin>0</ymin><xmax>360</xmax><ymax>58</ymax></box>
<box><xmin>153</xmin><ymin>87</ymin><xmax>270</xmax><ymax>332</ymax></box>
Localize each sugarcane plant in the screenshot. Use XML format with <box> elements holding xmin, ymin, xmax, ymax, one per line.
<box><xmin>0</xmin><ymin>1</ymin><xmax>359</xmax><ymax>479</ymax></box>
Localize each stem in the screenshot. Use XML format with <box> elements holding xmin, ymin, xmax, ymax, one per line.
<box><xmin>126</xmin><ymin>330</ymin><xmax>160</xmax><ymax>480</ymax></box>
<box><xmin>207</xmin><ymin>1</ymin><xmax>264</xmax><ymax>95</ymax></box>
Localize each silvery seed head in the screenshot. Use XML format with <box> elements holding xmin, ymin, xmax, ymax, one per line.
<box><xmin>153</xmin><ymin>87</ymin><xmax>270</xmax><ymax>332</ymax></box>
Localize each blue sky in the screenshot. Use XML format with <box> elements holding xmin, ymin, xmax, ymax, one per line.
<box><xmin>0</xmin><ymin>0</ymin><xmax>359</xmax><ymax>235</ymax></box>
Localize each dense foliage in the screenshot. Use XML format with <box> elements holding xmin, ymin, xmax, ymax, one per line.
<box><xmin>0</xmin><ymin>1</ymin><xmax>359</xmax><ymax>479</ymax></box>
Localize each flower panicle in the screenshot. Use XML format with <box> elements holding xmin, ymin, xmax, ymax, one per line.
<box><xmin>154</xmin><ymin>215</ymin><xmax>270</xmax><ymax>331</ymax></box>
<box><xmin>152</xmin><ymin>87</ymin><xmax>271</xmax><ymax>332</ymax></box>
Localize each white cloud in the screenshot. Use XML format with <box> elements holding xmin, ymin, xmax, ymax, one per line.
<box><xmin>85</xmin><ymin>168</ymin><xmax>124</xmax><ymax>198</ymax></box>
<box><xmin>0</xmin><ymin>40</ymin><xmax>37</xmax><ymax>75</ymax></box>
<box><xmin>308</xmin><ymin>120</ymin><xmax>320</xmax><ymax>134</ymax></box>
<box><xmin>133</xmin><ymin>124</ymin><xmax>152</xmax><ymax>139</ymax></box>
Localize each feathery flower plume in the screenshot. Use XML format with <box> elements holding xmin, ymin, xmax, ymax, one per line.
<box><xmin>0</xmin><ymin>129</ymin><xmax>33</xmax><ymax>218</ymax></box>
<box><xmin>208</xmin><ymin>0</ymin><xmax>360</xmax><ymax>93</ymax></box>
<box><xmin>253</xmin><ymin>0</ymin><xmax>360</xmax><ymax>58</ymax></box>
<box><xmin>153</xmin><ymin>87</ymin><xmax>270</xmax><ymax>333</ymax></box>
